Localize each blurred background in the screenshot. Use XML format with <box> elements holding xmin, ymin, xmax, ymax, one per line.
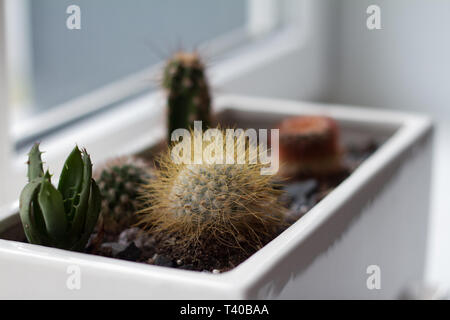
<box><xmin>0</xmin><ymin>0</ymin><xmax>449</xmax><ymax>296</ymax></box>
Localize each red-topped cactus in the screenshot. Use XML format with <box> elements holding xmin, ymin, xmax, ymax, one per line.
<box><xmin>278</xmin><ymin>116</ymin><xmax>342</xmax><ymax>178</ymax></box>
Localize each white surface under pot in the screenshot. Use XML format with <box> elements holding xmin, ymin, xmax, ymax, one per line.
<box><xmin>0</xmin><ymin>95</ymin><xmax>433</xmax><ymax>299</ymax></box>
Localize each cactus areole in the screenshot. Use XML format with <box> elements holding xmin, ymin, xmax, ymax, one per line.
<box><xmin>19</xmin><ymin>144</ymin><xmax>101</xmax><ymax>251</ymax></box>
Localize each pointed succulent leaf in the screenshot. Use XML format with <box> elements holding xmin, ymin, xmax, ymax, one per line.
<box><xmin>58</xmin><ymin>146</ymin><xmax>84</xmax><ymax>216</ymax></box>
<box><xmin>33</xmin><ymin>171</ymin><xmax>56</xmax><ymax>244</ymax></box>
<box><xmin>69</xmin><ymin>149</ymin><xmax>92</xmax><ymax>240</ymax></box>
<box><xmin>38</xmin><ymin>179</ymin><xmax>68</xmax><ymax>244</ymax></box>
<box><xmin>71</xmin><ymin>179</ymin><xmax>101</xmax><ymax>251</ymax></box>
<box><xmin>84</xmin><ymin>179</ymin><xmax>101</xmax><ymax>236</ymax></box>
<box><xmin>43</xmin><ymin>170</ymin><xmax>52</xmax><ymax>181</ymax></box>
<box><xmin>31</xmin><ymin>199</ymin><xmax>52</xmax><ymax>246</ymax></box>
<box><xmin>19</xmin><ymin>181</ymin><xmax>43</xmax><ymax>244</ymax></box>
<box><xmin>27</xmin><ymin>143</ymin><xmax>44</xmax><ymax>182</ymax></box>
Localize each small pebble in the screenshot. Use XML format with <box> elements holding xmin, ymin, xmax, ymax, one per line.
<box><xmin>212</xmin><ymin>269</ymin><xmax>220</xmax><ymax>274</ymax></box>
<box><xmin>153</xmin><ymin>254</ymin><xmax>175</xmax><ymax>267</ymax></box>
<box><xmin>116</xmin><ymin>242</ymin><xmax>141</xmax><ymax>261</ymax></box>
<box><xmin>118</xmin><ymin>227</ymin><xmax>140</xmax><ymax>245</ymax></box>
<box><xmin>134</xmin><ymin>235</ymin><xmax>155</xmax><ymax>249</ymax></box>
<box><xmin>179</xmin><ymin>264</ymin><xmax>195</xmax><ymax>270</ymax></box>
<box><xmin>281</xmin><ymin>179</ymin><xmax>319</xmax><ymax>210</ymax></box>
<box><xmin>285</xmin><ymin>179</ymin><xmax>318</xmax><ymax>199</ymax></box>
<box><xmin>299</xmin><ymin>205</ymin><xmax>309</xmax><ymax>213</ymax></box>
<box><xmin>100</xmin><ymin>242</ymin><xmax>128</xmax><ymax>256</ymax></box>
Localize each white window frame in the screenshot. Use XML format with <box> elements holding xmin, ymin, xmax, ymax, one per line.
<box><xmin>0</xmin><ymin>0</ymin><xmax>12</xmax><ymax>208</ymax></box>
<box><xmin>0</xmin><ymin>0</ymin><xmax>330</xmax><ymax>210</ymax></box>
<box><xmin>9</xmin><ymin>0</ymin><xmax>282</xmax><ymax>144</ymax></box>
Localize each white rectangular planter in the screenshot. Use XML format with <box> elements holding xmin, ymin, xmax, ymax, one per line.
<box><xmin>0</xmin><ymin>95</ymin><xmax>433</xmax><ymax>299</ymax></box>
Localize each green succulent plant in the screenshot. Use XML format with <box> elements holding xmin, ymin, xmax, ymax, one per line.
<box><xmin>163</xmin><ymin>51</ymin><xmax>211</xmax><ymax>143</ymax></box>
<box><xmin>19</xmin><ymin>143</ymin><xmax>101</xmax><ymax>251</ymax></box>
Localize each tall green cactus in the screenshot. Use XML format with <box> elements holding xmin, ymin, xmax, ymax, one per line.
<box><xmin>19</xmin><ymin>144</ymin><xmax>101</xmax><ymax>251</ymax></box>
<box><xmin>163</xmin><ymin>51</ymin><xmax>211</xmax><ymax>143</ymax></box>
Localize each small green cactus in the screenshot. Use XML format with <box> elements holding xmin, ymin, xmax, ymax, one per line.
<box><xmin>163</xmin><ymin>51</ymin><xmax>211</xmax><ymax>143</ymax></box>
<box><xmin>96</xmin><ymin>157</ymin><xmax>154</xmax><ymax>235</ymax></box>
<box><xmin>19</xmin><ymin>144</ymin><xmax>101</xmax><ymax>251</ymax></box>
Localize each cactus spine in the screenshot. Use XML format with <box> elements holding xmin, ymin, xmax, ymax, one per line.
<box><xmin>19</xmin><ymin>144</ymin><xmax>101</xmax><ymax>251</ymax></box>
<box><xmin>163</xmin><ymin>51</ymin><xmax>211</xmax><ymax>143</ymax></box>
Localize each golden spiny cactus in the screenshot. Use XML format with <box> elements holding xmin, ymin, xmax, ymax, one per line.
<box><xmin>137</xmin><ymin>129</ymin><xmax>285</xmax><ymax>259</ymax></box>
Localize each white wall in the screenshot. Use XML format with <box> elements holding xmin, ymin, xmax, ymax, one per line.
<box><xmin>327</xmin><ymin>0</ymin><xmax>450</xmax><ymax>289</ymax></box>
<box><xmin>331</xmin><ymin>0</ymin><xmax>450</xmax><ymax>116</ymax></box>
<box><xmin>220</xmin><ymin>0</ymin><xmax>339</xmax><ymax>101</ymax></box>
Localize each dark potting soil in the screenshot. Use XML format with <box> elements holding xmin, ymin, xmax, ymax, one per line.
<box><xmin>85</xmin><ymin>140</ymin><xmax>379</xmax><ymax>273</ymax></box>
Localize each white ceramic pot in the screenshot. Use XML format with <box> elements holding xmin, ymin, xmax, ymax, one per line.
<box><xmin>0</xmin><ymin>95</ymin><xmax>433</xmax><ymax>299</ymax></box>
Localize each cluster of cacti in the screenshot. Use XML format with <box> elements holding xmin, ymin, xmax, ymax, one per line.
<box><xmin>137</xmin><ymin>130</ymin><xmax>285</xmax><ymax>256</ymax></box>
<box><xmin>95</xmin><ymin>157</ymin><xmax>155</xmax><ymax>235</ymax></box>
<box><xmin>163</xmin><ymin>51</ymin><xmax>211</xmax><ymax>143</ymax></box>
<box><xmin>278</xmin><ymin>116</ymin><xmax>342</xmax><ymax>178</ymax></box>
<box><xmin>19</xmin><ymin>144</ymin><xmax>101</xmax><ymax>251</ymax></box>
<box><xmin>14</xmin><ymin>47</ymin><xmax>349</xmax><ymax>272</ymax></box>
